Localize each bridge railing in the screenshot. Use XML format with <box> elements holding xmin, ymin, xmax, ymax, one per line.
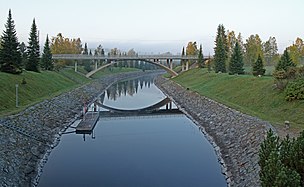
<box><xmin>52</xmin><ymin>54</ymin><xmax>211</xmax><ymax>60</ymax></box>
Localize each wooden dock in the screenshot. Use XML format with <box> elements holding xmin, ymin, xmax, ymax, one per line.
<box><xmin>76</xmin><ymin>112</ymin><xmax>99</xmax><ymax>134</ymax></box>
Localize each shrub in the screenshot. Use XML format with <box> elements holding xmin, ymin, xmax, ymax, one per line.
<box><xmin>285</xmin><ymin>79</ymin><xmax>304</xmax><ymax>101</ymax></box>
<box><xmin>273</xmin><ymin>70</ymin><xmax>288</xmax><ymax>90</ymax></box>
<box><xmin>54</xmin><ymin>61</ymin><xmax>66</xmax><ymax>71</ymax></box>
<box><xmin>21</xmin><ymin>78</ymin><xmax>27</xmax><ymax>85</ymax></box>
<box><xmin>259</xmin><ymin>130</ymin><xmax>303</xmax><ymax>187</ymax></box>
<box><xmin>298</xmin><ymin>66</ymin><xmax>304</xmax><ymax>78</ymax></box>
<box><xmin>286</xmin><ymin>67</ymin><xmax>297</xmax><ymax>80</ymax></box>
<box><xmin>273</xmin><ymin>70</ymin><xmax>287</xmax><ymax>79</ymax></box>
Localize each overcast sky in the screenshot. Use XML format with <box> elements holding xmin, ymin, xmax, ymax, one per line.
<box><xmin>0</xmin><ymin>0</ymin><xmax>303</xmax><ymax>54</ymax></box>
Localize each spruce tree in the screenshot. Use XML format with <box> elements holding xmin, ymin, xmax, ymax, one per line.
<box><xmin>181</xmin><ymin>47</ymin><xmax>185</xmax><ymax>56</ymax></box>
<box><xmin>198</xmin><ymin>44</ymin><xmax>204</xmax><ymax>68</ymax></box>
<box><xmin>259</xmin><ymin>130</ymin><xmax>302</xmax><ymax>186</ymax></box>
<box><xmin>181</xmin><ymin>47</ymin><xmax>185</xmax><ymax>68</ymax></box>
<box><xmin>0</xmin><ymin>9</ymin><xmax>22</xmax><ymax>74</ymax></box>
<box><xmin>214</xmin><ymin>24</ymin><xmax>228</xmax><ymax>73</ymax></box>
<box><xmin>83</xmin><ymin>43</ymin><xmax>88</xmax><ymax>55</ymax></box>
<box><xmin>41</xmin><ymin>35</ymin><xmax>53</xmax><ymax>70</ymax></box>
<box><xmin>252</xmin><ymin>54</ymin><xmax>266</xmax><ymax>76</ymax></box>
<box><xmin>19</xmin><ymin>42</ymin><xmax>27</xmax><ymax>69</ymax></box>
<box><xmin>26</xmin><ymin>19</ymin><xmax>40</xmax><ymax>72</ymax></box>
<box><xmin>228</xmin><ymin>42</ymin><xmax>244</xmax><ymax>75</ymax></box>
<box><xmin>276</xmin><ymin>49</ymin><xmax>296</xmax><ymax>71</ymax></box>
<box><xmin>83</xmin><ymin>43</ymin><xmax>92</xmax><ymax>72</ymax></box>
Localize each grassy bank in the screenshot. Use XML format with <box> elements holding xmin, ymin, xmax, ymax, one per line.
<box><xmin>0</xmin><ymin>69</ymin><xmax>90</xmax><ymax>116</ymax></box>
<box><xmin>244</xmin><ymin>66</ymin><xmax>275</xmax><ymax>76</ymax></box>
<box><xmin>0</xmin><ymin>67</ymin><xmax>139</xmax><ymax>116</ymax></box>
<box><xmin>163</xmin><ymin>66</ymin><xmax>182</xmax><ymax>78</ymax></box>
<box><xmin>91</xmin><ymin>67</ymin><xmax>139</xmax><ymax>79</ymax></box>
<box><xmin>173</xmin><ymin>68</ymin><xmax>304</xmax><ymax>131</ymax></box>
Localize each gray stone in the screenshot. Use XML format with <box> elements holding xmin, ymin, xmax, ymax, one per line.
<box><xmin>0</xmin><ymin>71</ymin><xmax>164</xmax><ymax>187</ymax></box>
<box><xmin>155</xmin><ymin>77</ymin><xmax>274</xmax><ymax>187</ymax></box>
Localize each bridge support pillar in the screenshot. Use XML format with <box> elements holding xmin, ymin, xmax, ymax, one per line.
<box><xmin>165</xmin><ymin>102</ymin><xmax>172</xmax><ymax>109</ymax></box>
<box><xmin>186</xmin><ymin>61</ymin><xmax>189</xmax><ymax>71</ymax></box>
<box><xmin>74</xmin><ymin>61</ymin><xmax>78</xmax><ymax>72</ymax></box>
<box><xmin>166</xmin><ymin>59</ymin><xmax>173</xmax><ymax>69</ymax></box>
<box><xmin>182</xmin><ymin>61</ymin><xmax>185</xmax><ymax>71</ymax></box>
<box><xmin>95</xmin><ymin>61</ymin><xmax>98</xmax><ymax>70</ymax></box>
<box><xmin>170</xmin><ymin>59</ymin><xmax>173</xmax><ymax>70</ymax></box>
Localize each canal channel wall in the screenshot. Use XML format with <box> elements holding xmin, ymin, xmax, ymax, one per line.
<box><xmin>0</xmin><ymin>70</ymin><xmax>164</xmax><ymax>187</ymax></box>
<box><xmin>155</xmin><ymin>77</ymin><xmax>275</xmax><ymax>187</ymax></box>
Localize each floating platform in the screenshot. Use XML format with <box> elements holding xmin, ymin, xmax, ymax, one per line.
<box><xmin>76</xmin><ymin>112</ymin><xmax>99</xmax><ymax>134</ymax></box>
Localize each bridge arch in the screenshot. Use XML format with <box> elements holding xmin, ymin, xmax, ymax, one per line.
<box><xmin>86</xmin><ymin>59</ymin><xmax>178</xmax><ymax>78</ymax></box>
<box><xmin>95</xmin><ymin>97</ymin><xmax>172</xmax><ymax>113</ymax></box>
<box><xmin>142</xmin><ymin>59</ymin><xmax>178</xmax><ymax>77</ymax></box>
<box><xmin>51</xmin><ymin>54</ymin><xmax>214</xmax><ymax>77</ymax></box>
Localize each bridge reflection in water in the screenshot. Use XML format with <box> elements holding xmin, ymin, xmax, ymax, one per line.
<box><xmin>66</xmin><ymin>93</ymin><xmax>182</xmax><ymax>141</ymax></box>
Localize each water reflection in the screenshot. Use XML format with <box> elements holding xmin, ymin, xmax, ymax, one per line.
<box><xmin>106</xmin><ymin>76</ymin><xmax>153</xmax><ymax>101</ymax></box>
<box><xmin>38</xmin><ymin>75</ymin><xmax>226</xmax><ymax>187</ymax></box>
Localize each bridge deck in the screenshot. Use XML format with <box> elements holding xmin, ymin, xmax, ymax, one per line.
<box><xmin>76</xmin><ymin>112</ymin><xmax>99</xmax><ymax>134</ymax></box>
<box><xmin>52</xmin><ymin>54</ymin><xmax>206</xmax><ymax>60</ymax></box>
<box><xmin>94</xmin><ymin>97</ymin><xmax>172</xmax><ymax>113</ymax></box>
<box><xmin>99</xmin><ymin>109</ymin><xmax>183</xmax><ymax>118</ymax></box>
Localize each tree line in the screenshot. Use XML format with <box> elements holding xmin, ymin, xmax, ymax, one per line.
<box><xmin>2</xmin><ymin>10</ymin><xmax>303</xmax><ymax>75</ymax></box>
<box><xmin>0</xmin><ymin>10</ymin><xmax>52</xmax><ymax>74</ymax></box>
<box><xmin>181</xmin><ymin>24</ymin><xmax>303</xmax><ymax>101</ymax></box>
<box><xmin>49</xmin><ymin>33</ymin><xmax>160</xmax><ymax>72</ymax></box>
<box><xmin>212</xmin><ymin>24</ymin><xmax>301</xmax><ymax>76</ymax></box>
<box><xmin>182</xmin><ymin>24</ymin><xmax>304</xmax><ymax>74</ymax></box>
<box><xmin>0</xmin><ymin>10</ymin><xmax>156</xmax><ymax>74</ymax></box>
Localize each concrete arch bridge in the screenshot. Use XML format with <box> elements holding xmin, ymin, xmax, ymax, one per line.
<box><xmin>52</xmin><ymin>54</ymin><xmax>211</xmax><ymax>78</ymax></box>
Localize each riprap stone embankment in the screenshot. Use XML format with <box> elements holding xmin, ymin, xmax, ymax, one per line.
<box><xmin>0</xmin><ymin>71</ymin><xmax>163</xmax><ymax>187</ymax></box>
<box><xmin>155</xmin><ymin>77</ymin><xmax>274</xmax><ymax>187</ymax></box>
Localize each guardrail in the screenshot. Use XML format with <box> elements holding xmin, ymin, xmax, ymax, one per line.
<box><xmin>52</xmin><ymin>54</ymin><xmax>211</xmax><ymax>60</ymax></box>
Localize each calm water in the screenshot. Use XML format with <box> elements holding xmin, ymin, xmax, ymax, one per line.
<box><xmin>38</xmin><ymin>75</ymin><xmax>226</xmax><ymax>187</ymax></box>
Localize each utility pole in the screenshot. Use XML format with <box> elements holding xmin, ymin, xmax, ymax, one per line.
<box><xmin>16</xmin><ymin>84</ymin><xmax>19</xmax><ymax>107</ymax></box>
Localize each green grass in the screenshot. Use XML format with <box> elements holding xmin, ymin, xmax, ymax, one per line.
<box><xmin>0</xmin><ymin>66</ymin><xmax>142</xmax><ymax>116</ymax></box>
<box><xmin>65</xmin><ymin>65</ymin><xmax>88</xmax><ymax>75</ymax></box>
<box><xmin>163</xmin><ymin>66</ymin><xmax>182</xmax><ymax>78</ymax></box>
<box><xmin>58</xmin><ymin>68</ymin><xmax>90</xmax><ymax>84</ymax></box>
<box><xmin>173</xmin><ymin>66</ymin><xmax>182</xmax><ymax>73</ymax></box>
<box><xmin>91</xmin><ymin>67</ymin><xmax>139</xmax><ymax>79</ymax></box>
<box><xmin>173</xmin><ymin>68</ymin><xmax>304</xmax><ymax>130</ymax></box>
<box><xmin>0</xmin><ymin>69</ymin><xmax>90</xmax><ymax>116</ymax></box>
<box><xmin>76</xmin><ymin>66</ymin><xmax>89</xmax><ymax>75</ymax></box>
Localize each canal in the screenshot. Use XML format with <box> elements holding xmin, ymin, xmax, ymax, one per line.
<box><xmin>38</xmin><ymin>75</ymin><xmax>226</xmax><ymax>187</ymax></box>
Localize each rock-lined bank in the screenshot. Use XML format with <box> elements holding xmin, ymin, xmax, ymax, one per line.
<box><xmin>0</xmin><ymin>71</ymin><xmax>163</xmax><ymax>187</ymax></box>
<box><xmin>155</xmin><ymin>77</ymin><xmax>275</xmax><ymax>187</ymax></box>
